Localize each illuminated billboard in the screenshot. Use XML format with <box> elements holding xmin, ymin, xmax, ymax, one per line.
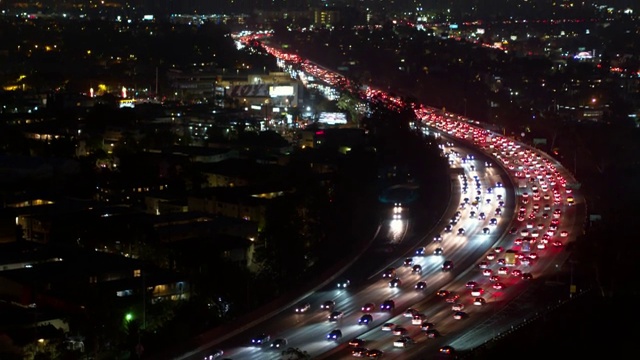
<box><xmin>269</xmin><ymin>85</ymin><xmax>295</xmax><ymax>97</ymax></box>
<box><xmin>229</xmin><ymin>84</ymin><xmax>269</xmax><ymax>97</ymax></box>
<box><xmin>318</xmin><ymin>112</ymin><xmax>347</xmax><ymax>125</ymax></box>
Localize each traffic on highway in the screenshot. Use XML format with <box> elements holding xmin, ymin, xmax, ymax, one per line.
<box><xmin>187</xmin><ymin>32</ymin><xmax>584</xmax><ymax>360</ymax></box>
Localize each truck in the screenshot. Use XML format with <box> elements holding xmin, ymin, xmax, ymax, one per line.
<box><xmin>505</xmin><ymin>249</ymin><xmax>517</xmax><ymax>266</ymax></box>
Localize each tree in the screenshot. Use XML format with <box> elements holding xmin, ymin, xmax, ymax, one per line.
<box><xmin>281</xmin><ymin>347</ymin><xmax>311</xmax><ymax>360</ymax></box>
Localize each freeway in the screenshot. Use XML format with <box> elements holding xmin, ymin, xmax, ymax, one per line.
<box><xmin>183</xmin><ymin>32</ymin><xmax>586</xmax><ymax>360</ymax></box>
<box><xmin>185</xmin><ymin>137</ymin><xmax>514</xmax><ymax>360</ymax></box>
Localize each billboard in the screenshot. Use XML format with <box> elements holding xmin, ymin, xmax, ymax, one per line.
<box><xmin>269</xmin><ymin>85</ymin><xmax>295</xmax><ymax>97</ymax></box>
<box><xmin>229</xmin><ymin>84</ymin><xmax>269</xmax><ymax>97</ymax></box>
<box><xmin>318</xmin><ymin>112</ymin><xmax>347</xmax><ymax>125</ymax></box>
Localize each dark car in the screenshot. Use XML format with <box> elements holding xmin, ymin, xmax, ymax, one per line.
<box><xmin>415</xmin><ymin>281</ymin><xmax>427</xmax><ymax>290</ymax></box>
<box><xmin>327</xmin><ymin>329</ymin><xmax>342</xmax><ymax>341</ymax></box>
<box><xmin>203</xmin><ymin>349</ymin><xmax>224</xmax><ymax>360</ymax></box>
<box><xmin>320</xmin><ymin>300</ymin><xmax>335</xmax><ymax>310</ymax></box>
<box><xmin>329</xmin><ymin>311</ymin><xmax>344</xmax><ymax>322</ymax></box>
<box><xmin>365</xmin><ymin>349</ymin><xmax>384</xmax><ymax>358</ymax></box>
<box><xmin>294</xmin><ymin>303</ymin><xmax>311</xmax><ymax>313</ymax></box>
<box><xmin>380</xmin><ymin>299</ymin><xmax>395</xmax><ymax>311</ymax></box>
<box><xmin>412</xmin><ymin>264</ymin><xmax>422</xmax><ymax>273</ymax></box>
<box><xmin>251</xmin><ymin>333</ymin><xmax>270</xmax><ymax>345</ymax></box>
<box><xmin>349</xmin><ymin>338</ymin><xmax>366</xmax><ymax>347</ymax></box>
<box><xmin>389</xmin><ymin>277</ymin><xmax>402</xmax><ymax>288</ymax></box>
<box><xmin>358</xmin><ymin>314</ymin><xmax>373</xmax><ymax>325</ymax></box>
<box><xmin>336</xmin><ymin>279</ymin><xmax>351</xmax><ymax>289</ymax></box>
<box><xmin>442</xmin><ymin>260</ymin><xmax>454</xmax><ymax>271</ymax></box>
<box><xmin>382</xmin><ymin>267</ymin><xmax>396</xmax><ymax>278</ymax></box>
<box><xmin>271</xmin><ymin>338</ymin><xmax>287</xmax><ymax>349</ymax></box>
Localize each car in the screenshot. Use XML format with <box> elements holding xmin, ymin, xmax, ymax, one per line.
<box><xmin>489</xmin><ymin>275</ymin><xmax>500</xmax><ymax>282</ymax></box>
<box><xmin>552</xmin><ymin>240</ymin><xmax>563</xmax><ymax>247</ymax></box>
<box><xmin>404</xmin><ymin>308</ymin><xmax>419</xmax><ymax>318</ymax></box>
<box><xmin>415</xmin><ymin>281</ymin><xmax>427</xmax><ymax>290</ymax></box>
<box><xmin>327</xmin><ymin>329</ymin><xmax>342</xmax><ymax>341</ymax></box>
<box><xmin>560</xmin><ymin>230</ymin><xmax>569</xmax><ymax>237</ymax></box>
<box><xmin>482</xmin><ymin>268</ymin><xmax>493</xmax><ymax>276</ymax></box>
<box><xmin>337</xmin><ymin>279</ymin><xmax>351</xmax><ymax>289</ymax></box>
<box><xmin>392</xmin><ymin>327</ymin><xmax>408</xmax><ymax>336</ymax></box>
<box><xmin>351</xmin><ymin>347</ymin><xmax>369</xmax><ymax>358</ymax></box>
<box><xmin>380</xmin><ymin>300</ymin><xmax>395</xmax><ymax>311</ymax></box>
<box><xmin>295</xmin><ymin>303</ymin><xmax>311</xmax><ymax>313</ymax></box>
<box><xmin>465</xmin><ymin>280</ymin><xmax>478</xmax><ymax>288</ymax></box>
<box><xmin>421</xmin><ymin>322</ymin><xmax>435</xmax><ymax>331</ymax></box>
<box><xmin>394</xmin><ymin>336</ymin><xmax>414</xmax><ymax>347</ymax></box>
<box><xmin>436</xmin><ymin>290</ymin><xmax>450</xmax><ymax>297</ymax></box>
<box><xmin>271</xmin><ymin>338</ymin><xmax>288</xmax><ymax>349</ymax></box>
<box><xmin>358</xmin><ymin>314</ymin><xmax>373</xmax><ymax>325</ymax></box>
<box><xmin>497</xmin><ymin>258</ymin><xmax>506</xmax><ymax>266</ymax></box>
<box><xmin>251</xmin><ymin>333</ymin><xmax>270</xmax><ymax>345</ymax></box>
<box><xmin>203</xmin><ymin>349</ymin><xmax>224</xmax><ymax>360</ymax></box>
<box><xmin>412</xmin><ymin>264</ymin><xmax>422</xmax><ymax>273</ymax></box>
<box><xmin>473</xmin><ymin>297</ymin><xmax>486</xmax><ymax>306</ymax></box>
<box><xmin>434</xmin><ymin>234</ymin><xmax>443</xmax><ymax>242</ymax></box>
<box><xmin>439</xmin><ymin>345</ymin><xmax>456</xmax><ymax>354</ymax></box>
<box><xmin>494</xmin><ymin>246</ymin><xmax>504</xmax><ymax>253</ymax></box>
<box><xmin>424</xmin><ymin>327</ymin><xmax>443</xmax><ymax>339</ymax></box>
<box><xmin>361</xmin><ymin>303</ymin><xmax>375</xmax><ymax>312</ymax></box>
<box><xmin>329</xmin><ymin>311</ymin><xmax>344</xmax><ymax>321</ymax></box>
<box><xmin>514</xmin><ymin>238</ymin><xmax>523</xmax><ymax>245</ymax></box>
<box><xmin>321</xmin><ymin>300</ymin><xmax>335</xmax><ymax>310</ymax></box>
<box><xmin>381</xmin><ymin>323</ymin><xmax>395</xmax><ymax>331</ymax></box>
<box><xmin>511</xmin><ymin>269</ymin><xmax>523</xmax><ymax>277</ymax></box>
<box><xmin>415</xmin><ymin>247</ymin><xmax>426</xmax><ymax>256</ymax></box>
<box><xmin>498</xmin><ymin>267</ymin><xmax>508</xmax><ymax>275</ymax></box>
<box><xmin>453</xmin><ymin>311</ymin><xmax>466</xmax><ymax>320</ymax></box>
<box><xmin>434</xmin><ymin>247</ymin><xmax>444</xmax><ymax>256</ymax></box>
<box><xmin>470</xmin><ymin>288</ymin><xmax>484</xmax><ymax>297</ymax></box>
<box><xmin>382</xmin><ymin>268</ymin><xmax>396</xmax><ymax>278</ymax></box>
<box><xmin>486</xmin><ymin>253</ymin><xmax>496</xmax><ymax>260</ymax></box>
<box><xmin>403</xmin><ymin>258</ymin><xmax>414</xmax><ymax>266</ymax></box>
<box><xmin>451</xmin><ymin>303</ymin><xmax>465</xmax><ymax>311</ymax></box>
<box><xmin>478</xmin><ymin>261</ymin><xmax>489</xmax><ymax>269</ymax></box>
<box><xmin>365</xmin><ymin>349</ymin><xmax>383</xmax><ymax>358</ymax></box>
<box><xmin>483</xmin><ymin>227</ymin><xmax>490</xmax><ymax>234</ymax></box>
<box><xmin>528</xmin><ymin>252</ymin><xmax>538</xmax><ymax>260</ymax></box>
<box><xmin>493</xmin><ymin>282</ymin><xmax>505</xmax><ymax>290</ymax></box>
<box><xmin>458</xmin><ymin>228</ymin><xmax>466</xmax><ymax>235</ymax></box>
<box><xmin>389</xmin><ymin>277</ymin><xmax>402</xmax><ymax>288</ymax></box>
<box><xmin>444</xmin><ymin>225</ymin><xmax>452</xmax><ymax>232</ymax></box>
<box><xmin>349</xmin><ymin>338</ymin><xmax>366</xmax><ymax>347</ymax></box>
<box><xmin>522</xmin><ymin>272</ymin><xmax>533</xmax><ymax>280</ymax></box>
<box><xmin>442</xmin><ymin>260</ymin><xmax>454</xmax><ymax>271</ymax></box>
<box><xmin>411</xmin><ymin>313</ymin><xmax>427</xmax><ymax>325</ymax></box>
<box><xmin>445</xmin><ymin>294</ymin><xmax>460</xmax><ymax>303</ymax></box>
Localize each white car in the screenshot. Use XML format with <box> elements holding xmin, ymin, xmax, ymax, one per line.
<box><xmin>473</xmin><ymin>297</ymin><xmax>486</xmax><ymax>306</ymax></box>
<box><xmin>381</xmin><ymin>323</ymin><xmax>395</xmax><ymax>331</ymax></box>
<box><xmin>393</xmin><ymin>336</ymin><xmax>414</xmax><ymax>348</ymax></box>
<box><xmin>451</xmin><ymin>303</ymin><xmax>464</xmax><ymax>311</ymax></box>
